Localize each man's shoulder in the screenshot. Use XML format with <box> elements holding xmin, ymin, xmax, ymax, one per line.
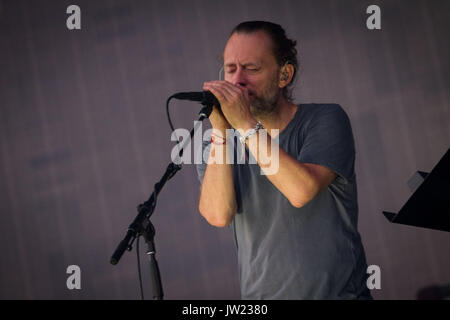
<box><xmin>298</xmin><ymin>103</ymin><xmax>350</xmax><ymax>123</ymax></box>
<box><xmin>298</xmin><ymin>103</ymin><xmax>345</xmax><ymax>113</ymax></box>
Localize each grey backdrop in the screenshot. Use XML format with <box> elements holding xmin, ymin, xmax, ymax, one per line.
<box><xmin>0</xmin><ymin>0</ymin><xmax>449</xmax><ymax>299</ymax></box>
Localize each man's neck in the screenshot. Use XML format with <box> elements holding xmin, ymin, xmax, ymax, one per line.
<box><xmin>254</xmin><ymin>97</ymin><xmax>298</xmax><ymax>138</ymax></box>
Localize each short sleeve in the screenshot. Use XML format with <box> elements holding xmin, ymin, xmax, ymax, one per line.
<box><xmin>298</xmin><ymin>104</ymin><xmax>355</xmax><ymax>184</ymax></box>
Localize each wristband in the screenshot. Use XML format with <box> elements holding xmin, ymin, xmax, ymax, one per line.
<box><xmin>211</xmin><ymin>133</ymin><xmax>226</xmax><ymax>145</ymax></box>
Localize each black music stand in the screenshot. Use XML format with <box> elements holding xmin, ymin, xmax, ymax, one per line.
<box><xmin>383</xmin><ymin>148</ymin><xmax>450</xmax><ymax>232</ymax></box>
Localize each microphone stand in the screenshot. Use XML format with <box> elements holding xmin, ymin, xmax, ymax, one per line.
<box><xmin>110</xmin><ymin>102</ymin><xmax>213</xmax><ymax>300</ymax></box>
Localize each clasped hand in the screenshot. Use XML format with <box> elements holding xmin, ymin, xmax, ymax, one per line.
<box><xmin>203</xmin><ymin>81</ymin><xmax>257</xmax><ymax>132</ymax></box>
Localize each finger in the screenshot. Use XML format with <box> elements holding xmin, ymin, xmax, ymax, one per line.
<box><xmin>218</xmin><ymin>81</ymin><xmax>244</xmax><ymax>95</ymax></box>
<box><xmin>206</xmin><ymin>81</ymin><xmax>247</xmax><ymax>103</ymax></box>
<box><xmin>237</xmin><ymin>85</ymin><xmax>250</xmax><ymax>99</ymax></box>
<box><xmin>208</xmin><ymin>82</ymin><xmax>237</xmax><ymax>100</ymax></box>
<box><xmin>203</xmin><ymin>83</ymin><xmax>223</xmax><ymax>98</ymax></box>
<box><xmin>223</xmin><ymin>83</ymin><xmax>251</xmax><ymax>103</ymax></box>
<box><xmin>206</xmin><ymin>80</ymin><xmax>240</xmax><ymax>95</ymax></box>
<box><xmin>206</xmin><ymin>85</ymin><xmax>229</xmax><ymax>104</ymax></box>
<box><xmin>203</xmin><ymin>82</ymin><xmax>216</xmax><ymax>91</ymax></box>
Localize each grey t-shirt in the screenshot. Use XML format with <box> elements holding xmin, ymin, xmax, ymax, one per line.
<box><xmin>196</xmin><ymin>103</ymin><xmax>372</xmax><ymax>299</ymax></box>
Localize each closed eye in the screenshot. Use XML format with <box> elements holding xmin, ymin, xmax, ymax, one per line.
<box><xmin>224</xmin><ymin>64</ymin><xmax>261</xmax><ymax>73</ymax></box>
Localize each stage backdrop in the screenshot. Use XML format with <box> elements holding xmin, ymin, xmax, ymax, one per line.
<box><xmin>0</xmin><ymin>0</ymin><xmax>449</xmax><ymax>299</ymax></box>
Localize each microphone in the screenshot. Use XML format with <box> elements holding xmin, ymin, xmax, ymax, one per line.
<box><xmin>173</xmin><ymin>91</ymin><xmax>220</xmax><ymax>108</ymax></box>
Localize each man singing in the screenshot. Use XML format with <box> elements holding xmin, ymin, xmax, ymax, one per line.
<box><xmin>196</xmin><ymin>21</ymin><xmax>372</xmax><ymax>300</ymax></box>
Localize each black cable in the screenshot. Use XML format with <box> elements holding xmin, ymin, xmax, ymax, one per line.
<box><xmin>166</xmin><ymin>94</ymin><xmax>183</xmax><ymax>159</ymax></box>
<box><xmin>166</xmin><ymin>95</ymin><xmax>176</xmax><ymax>132</ymax></box>
<box><xmin>136</xmin><ymin>236</ymin><xmax>144</xmax><ymax>300</ymax></box>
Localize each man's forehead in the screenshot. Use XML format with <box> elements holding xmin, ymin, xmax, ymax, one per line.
<box><xmin>223</xmin><ymin>31</ymin><xmax>275</xmax><ymax>65</ymax></box>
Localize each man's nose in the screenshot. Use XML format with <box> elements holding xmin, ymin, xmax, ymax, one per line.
<box><xmin>231</xmin><ymin>68</ymin><xmax>247</xmax><ymax>87</ymax></box>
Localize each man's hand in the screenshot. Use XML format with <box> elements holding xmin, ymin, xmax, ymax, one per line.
<box><xmin>203</xmin><ymin>81</ymin><xmax>257</xmax><ymax>132</ymax></box>
<box><xmin>208</xmin><ymin>104</ymin><xmax>231</xmax><ymax>136</ymax></box>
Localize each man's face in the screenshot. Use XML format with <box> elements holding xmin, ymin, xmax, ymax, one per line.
<box><xmin>223</xmin><ymin>31</ymin><xmax>281</xmax><ymax>117</ymax></box>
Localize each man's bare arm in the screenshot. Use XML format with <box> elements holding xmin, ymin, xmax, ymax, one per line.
<box><xmin>245</xmin><ymin>131</ymin><xmax>337</xmax><ymax>208</ymax></box>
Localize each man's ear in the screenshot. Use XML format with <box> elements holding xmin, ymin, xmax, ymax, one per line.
<box><xmin>279</xmin><ymin>63</ymin><xmax>295</xmax><ymax>88</ymax></box>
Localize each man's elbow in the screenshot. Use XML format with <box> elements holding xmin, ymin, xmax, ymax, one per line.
<box><xmin>206</xmin><ymin>217</ymin><xmax>232</xmax><ymax>228</ymax></box>
<box><xmin>290</xmin><ymin>163</ymin><xmax>336</xmax><ymax>208</ymax></box>
<box><xmin>202</xmin><ymin>214</ymin><xmax>233</xmax><ymax>228</ymax></box>
<box><xmin>289</xmin><ymin>198</ymin><xmax>309</xmax><ymax>209</ymax></box>
<box><xmin>288</xmin><ymin>187</ymin><xmax>320</xmax><ymax>208</ymax></box>
<box><xmin>198</xmin><ymin>204</ymin><xmax>235</xmax><ymax>228</ymax></box>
